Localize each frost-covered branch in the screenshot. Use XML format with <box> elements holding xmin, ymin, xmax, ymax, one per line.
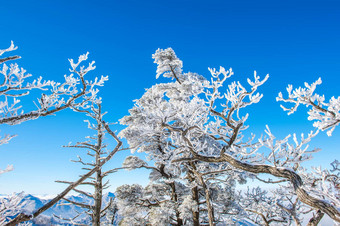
<box><xmin>238</xmin><ymin>188</ymin><xmax>289</xmax><ymax>226</ymax></box>
<box><xmin>0</xmin><ymin>192</ymin><xmax>27</xmax><ymax>225</ymax></box>
<box><xmin>0</xmin><ymin>42</ymin><xmax>108</xmax><ymax>175</ymax></box>
<box><xmin>277</xmin><ymin>78</ymin><xmax>340</xmax><ymax>136</ymax></box>
<box><xmin>0</xmin><ymin>45</ymin><xmax>107</xmax><ymax>126</ymax></box>
<box><xmin>6</xmin><ymin>106</ymin><xmax>122</xmax><ymax>226</ymax></box>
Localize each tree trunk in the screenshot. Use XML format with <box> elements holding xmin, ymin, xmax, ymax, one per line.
<box><xmin>191</xmin><ymin>163</ymin><xmax>215</xmax><ymax>226</ymax></box>
<box><xmin>201</xmin><ymin>178</ymin><xmax>214</xmax><ymax>226</ymax></box>
<box><xmin>92</xmin><ymin>117</ymin><xmax>104</xmax><ymax>226</ymax></box>
<box><xmin>169</xmin><ymin>182</ymin><xmax>183</xmax><ymax>226</ymax></box>
<box><xmin>192</xmin><ymin>186</ymin><xmax>200</xmax><ymax>226</ymax></box>
<box><xmin>307</xmin><ymin>210</ymin><xmax>324</xmax><ymax>226</ymax></box>
<box><xmin>92</xmin><ymin>169</ymin><xmax>103</xmax><ymax>226</ymax></box>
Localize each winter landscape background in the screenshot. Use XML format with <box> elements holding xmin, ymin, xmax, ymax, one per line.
<box><xmin>1</xmin><ymin>0</ymin><xmax>339</xmax><ymax>225</ymax></box>
<box><xmin>0</xmin><ymin>193</ymin><xmax>116</xmax><ymax>225</ymax></box>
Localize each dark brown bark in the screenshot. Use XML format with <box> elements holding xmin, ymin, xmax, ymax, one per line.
<box><xmin>191</xmin><ymin>186</ymin><xmax>200</xmax><ymax>226</ymax></box>
<box><xmin>190</xmin><ymin>163</ymin><xmax>215</xmax><ymax>226</ymax></box>
<box><xmin>169</xmin><ymin>65</ymin><xmax>182</xmax><ymax>84</ymax></box>
<box><xmin>201</xmin><ymin>179</ymin><xmax>215</xmax><ymax>226</ymax></box>
<box><xmin>169</xmin><ymin>182</ymin><xmax>183</xmax><ymax>226</ymax></box>
<box><xmin>0</xmin><ymin>55</ymin><xmax>20</xmax><ymax>64</ymax></box>
<box><xmin>307</xmin><ymin>210</ymin><xmax>324</xmax><ymax>226</ymax></box>
<box><xmin>244</xmin><ymin>209</ymin><xmax>269</xmax><ymax>226</ymax></box>
<box><xmin>187</xmin><ymin>168</ymin><xmax>200</xmax><ymax>226</ymax></box>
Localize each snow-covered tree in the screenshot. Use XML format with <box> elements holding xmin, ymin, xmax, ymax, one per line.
<box><xmin>118</xmin><ymin>48</ymin><xmax>249</xmax><ymax>225</ymax></box>
<box><xmin>119</xmin><ymin>47</ymin><xmax>340</xmax><ymax>225</ymax></box>
<box><xmin>55</xmin><ymin>103</ymin><xmax>121</xmax><ymax>226</ymax></box>
<box><xmin>0</xmin><ymin>41</ymin><xmax>107</xmax><ymax>175</ymax></box>
<box><xmin>3</xmin><ymin>43</ymin><xmax>123</xmax><ymax>226</ymax></box>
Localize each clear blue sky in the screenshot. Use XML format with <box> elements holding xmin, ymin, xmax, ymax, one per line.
<box><xmin>0</xmin><ymin>0</ymin><xmax>339</xmax><ymax>195</ymax></box>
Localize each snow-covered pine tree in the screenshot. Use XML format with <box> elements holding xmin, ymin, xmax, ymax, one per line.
<box><xmin>118</xmin><ymin>48</ymin><xmax>249</xmax><ymax>225</ymax></box>
<box><xmin>118</xmin><ymin>47</ymin><xmax>339</xmax><ymax>225</ymax></box>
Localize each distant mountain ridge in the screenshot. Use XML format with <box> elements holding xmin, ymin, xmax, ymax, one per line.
<box><xmin>0</xmin><ymin>192</ymin><xmax>115</xmax><ymax>225</ymax></box>
<box><xmin>2</xmin><ymin>192</ymin><xmax>256</xmax><ymax>225</ymax></box>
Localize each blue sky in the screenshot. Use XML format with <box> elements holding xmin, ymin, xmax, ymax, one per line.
<box><xmin>0</xmin><ymin>0</ymin><xmax>339</xmax><ymax>194</ymax></box>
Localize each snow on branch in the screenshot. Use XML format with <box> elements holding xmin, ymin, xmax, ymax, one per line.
<box><xmin>0</xmin><ymin>42</ymin><xmax>108</xmax><ymax>126</ymax></box>
<box><xmin>152</xmin><ymin>47</ymin><xmax>183</xmax><ymax>82</ymax></box>
<box><xmin>0</xmin><ymin>41</ymin><xmax>20</xmax><ymax>64</ymax></box>
<box><xmin>122</xmin><ymin>156</ymin><xmax>147</xmax><ymax>170</ymax></box>
<box><xmin>277</xmin><ymin>78</ymin><xmax>340</xmax><ymax>136</ymax></box>
<box><xmin>0</xmin><ymin>165</ymin><xmax>14</xmax><ymax>175</ymax></box>
<box><xmin>0</xmin><ymin>41</ymin><xmax>109</xmax><ymax>179</ymax></box>
<box><xmin>0</xmin><ymin>192</ymin><xmax>27</xmax><ymax>225</ymax></box>
<box><xmin>260</xmin><ymin>126</ymin><xmax>320</xmax><ymax>169</ymax></box>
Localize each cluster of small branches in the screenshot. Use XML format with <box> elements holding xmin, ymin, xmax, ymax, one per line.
<box><xmin>0</xmin><ymin>42</ymin><xmax>107</xmax><ymax>175</ymax></box>
<box><xmin>0</xmin><ymin>192</ymin><xmax>27</xmax><ymax>225</ymax></box>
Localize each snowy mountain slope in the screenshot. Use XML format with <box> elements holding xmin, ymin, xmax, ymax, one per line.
<box><xmin>0</xmin><ymin>192</ymin><xmax>115</xmax><ymax>225</ymax></box>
